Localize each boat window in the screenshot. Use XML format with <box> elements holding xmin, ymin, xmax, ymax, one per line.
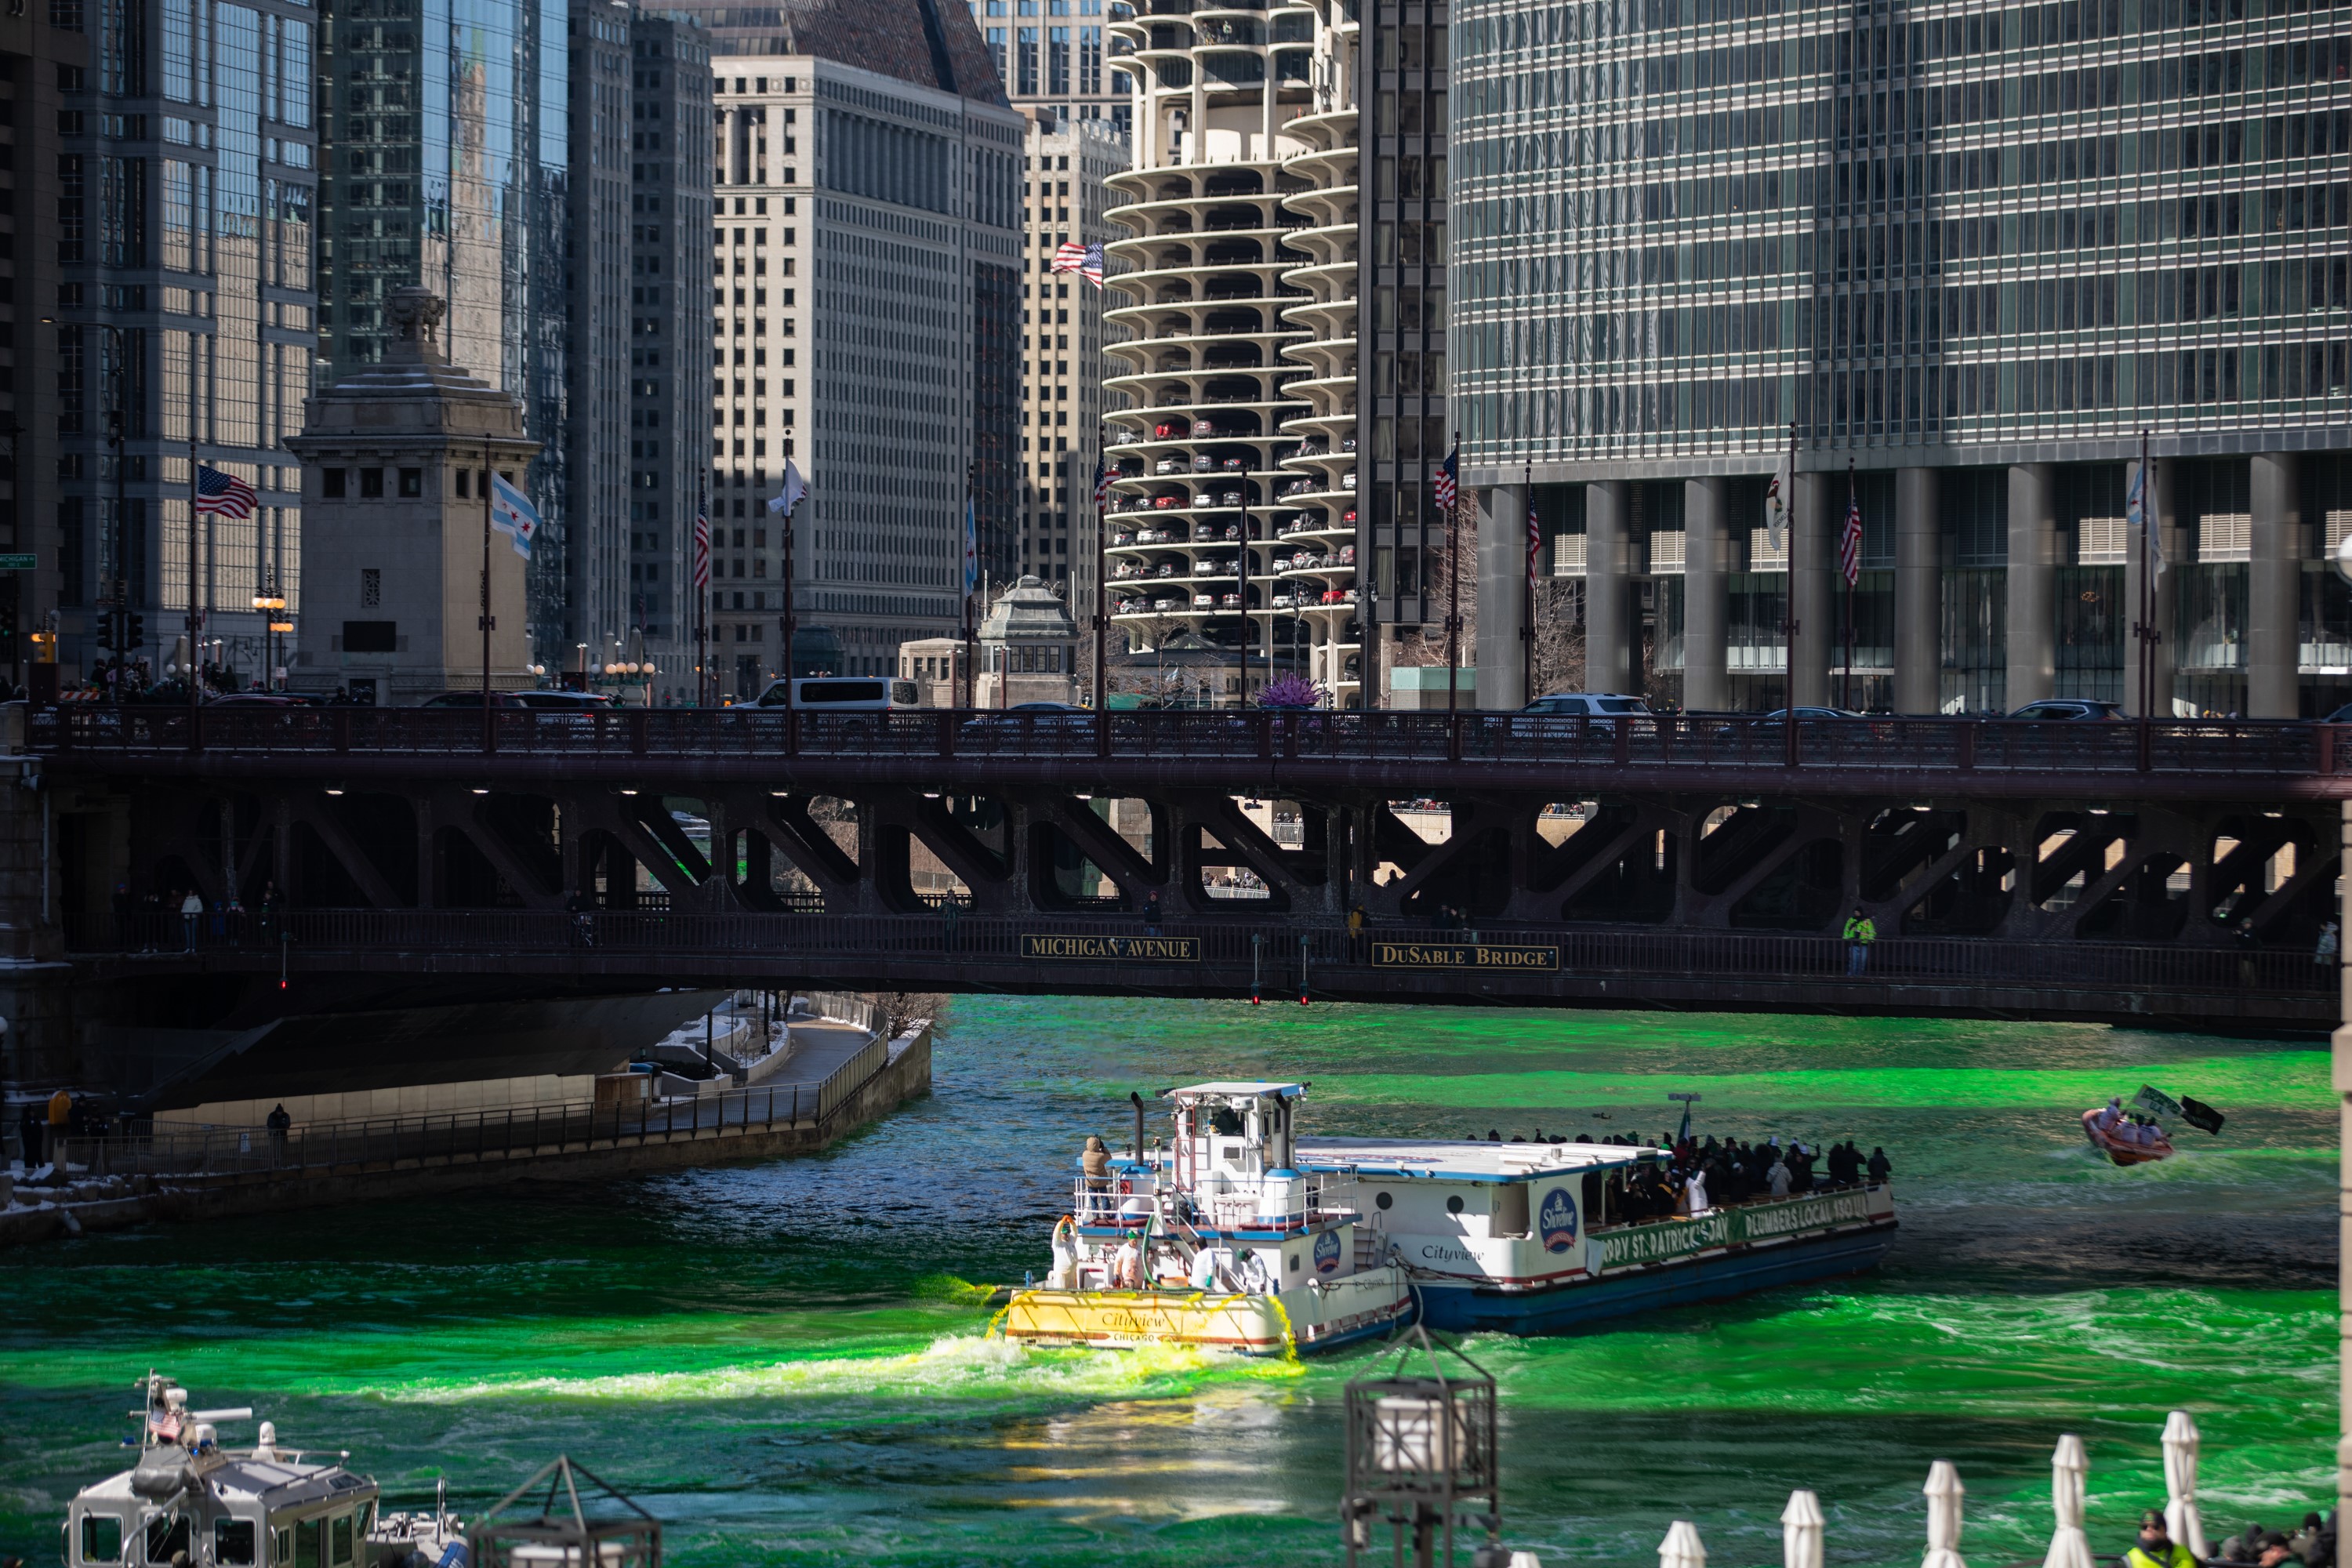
<box><xmin>1445</xmin><ymin>1194</ymin><xmax>1464</xmax><ymax>1215</ymax></box>
<box><xmin>1373</xmin><ymin>1189</ymin><xmax>1392</xmax><ymax>1210</ymax></box>
<box><xmin>332</xmin><ymin>1512</ymin><xmax>356</xmax><ymax>1566</ymax></box>
<box><xmin>78</xmin><ymin>1514</ymin><xmax>123</xmax><ymax>1564</ymax></box>
<box><xmin>1493</xmin><ymin>1184</ymin><xmax>1530</xmax><ymax>1237</ymax></box>
<box><xmin>295</xmin><ymin>1518</ymin><xmax>322</xmax><ymax>1568</ymax></box>
<box><xmin>143</xmin><ymin>1514</ymin><xmax>191</xmax><ymax>1565</ymax></box>
<box><xmin>214</xmin><ymin>1518</ymin><xmax>257</xmax><ymax>1566</ymax></box>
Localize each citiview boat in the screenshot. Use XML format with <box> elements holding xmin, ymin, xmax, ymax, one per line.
<box><xmin>61</xmin><ymin>1373</ymin><xmax>463</xmax><ymax>1568</ymax></box>
<box><xmin>1004</xmin><ymin>1083</ymin><xmax>1897</xmax><ymax>1354</ymax></box>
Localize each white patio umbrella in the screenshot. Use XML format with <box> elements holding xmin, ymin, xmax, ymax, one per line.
<box><xmin>1660</xmin><ymin>1519</ymin><xmax>1708</xmax><ymax>1568</ymax></box>
<box><xmin>1782</xmin><ymin>1489</ymin><xmax>1826</xmax><ymax>1568</ymax></box>
<box><xmin>2044</xmin><ymin>1434</ymin><xmax>2095</xmax><ymax>1568</ymax></box>
<box><xmin>2162</xmin><ymin>1410</ymin><xmax>2210</xmax><ymax>1559</ymax></box>
<box><xmin>1924</xmin><ymin>1460</ymin><xmax>1969</xmax><ymax>1568</ymax></box>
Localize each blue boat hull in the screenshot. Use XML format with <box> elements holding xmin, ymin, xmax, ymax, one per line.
<box><xmin>1415</xmin><ymin>1221</ymin><xmax>1896</xmax><ymax>1335</ymax></box>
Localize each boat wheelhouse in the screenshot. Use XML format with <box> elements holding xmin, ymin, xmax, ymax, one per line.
<box><xmin>1003</xmin><ymin>1081</ymin><xmax>1417</xmax><ymax>1356</ymax></box>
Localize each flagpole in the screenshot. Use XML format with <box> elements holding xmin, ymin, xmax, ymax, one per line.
<box><xmin>187</xmin><ymin>437</ymin><xmax>199</xmax><ymax>724</ymax></box>
<box><xmin>1446</xmin><ymin>429</ymin><xmax>1462</xmax><ymax>720</ymax></box>
<box><xmin>1093</xmin><ymin>423</ymin><xmax>1107</xmax><ymax>715</ymax></box>
<box><xmin>2136</xmin><ymin>426</ymin><xmax>2152</xmax><ymax>768</ymax></box>
<box><xmin>1784</xmin><ymin>419</ymin><xmax>1799</xmax><ymax>767</ymax></box>
<box><xmin>481</xmin><ymin>445</ymin><xmax>494</xmax><ymax>752</ymax></box>
<box><xmin>782</xmin><ymin>485</ymin><xmax>797</xmax><ymax>753</ymax></box>
<box><xmin>1522</xmin><ymin>459</ymin><xmax>1534</xmax><ymax>705</ymax></box>
<box><xmin>962</xmin><ymin>463</ymin><xmax>977</xmax><ymax>711</ymax></box>
<box><xmin>1843</xmin><ymin>458</ymin><xmax>1857</xmax><ymax>713</ymax></box>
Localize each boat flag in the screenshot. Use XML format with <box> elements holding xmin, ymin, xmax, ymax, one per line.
<box><xmin>1764</xmin><ymin>445</ymin><xmax>1794</xmax><ymax>554</ymax></box>
<box><xmin>488</xmin><ymin>474</ymin><xmax>539</xmax><ymax>559</ymax></box>
<box><xmin>2132</xmin><ymin>1083</ymin><xmax>2183</xmax><ymax>1120</ymax></box>
<box><xmin>2178</xmin><ymin>1095</ymin><xmax>2226</xmax><ymax>1135</ymax></box>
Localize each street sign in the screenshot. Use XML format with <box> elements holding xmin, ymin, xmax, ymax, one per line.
<box><xmin>0</xmin><ymin>554</ymin><xmax>36</xmax><ymax>571</ymax></box>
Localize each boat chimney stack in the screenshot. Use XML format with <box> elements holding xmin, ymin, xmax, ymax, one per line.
<box><xmin>1130</xmin><ymin>1091</ymin><xmax>1146</xmax><ymax>1159</ymax></box>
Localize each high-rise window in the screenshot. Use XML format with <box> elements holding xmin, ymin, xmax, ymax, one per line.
<box><xmin>1048</xmin><ymin>26</ymin><xmax>1069</xmax><ymax>95</ymax></box>
<box><xmin>1017</xmin><ymin>26</ymin><xmax>1039</xmax><ymax>94</ymax></box>
<box><xmin>1078</xmin><ymin>25</ymin><xmax>1100</xmax><ymax>94</ymax></box>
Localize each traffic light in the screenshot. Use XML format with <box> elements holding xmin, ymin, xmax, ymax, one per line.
<box><xmin>124</xmin><ymin>612</ymin><xmax>144</xmax><ymax>651</ymax></box>
<box><xmin>0</xmin><ymin>607</ymin><xmax>20</xmax><ymax>662</ymax></box>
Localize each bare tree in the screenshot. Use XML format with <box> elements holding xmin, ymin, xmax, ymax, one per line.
<box><xmin>1530</xmin><ymin>579</ymin><xmax>1586</xmax><ymax>697</ymax></box>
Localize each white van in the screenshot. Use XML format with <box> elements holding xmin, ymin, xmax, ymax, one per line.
<box><xmin>752</xmin><ymin>676</ymin><xmax>920</xmax><ymax>710</ymax></box>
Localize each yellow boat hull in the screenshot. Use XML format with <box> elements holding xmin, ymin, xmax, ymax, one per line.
<box><xmin>1004</xmin><ymin>1274</ymin><xmax>1414</xmax><ymax>1357</ymax></box>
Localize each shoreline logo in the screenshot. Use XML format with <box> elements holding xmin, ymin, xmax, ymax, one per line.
<box><xmin>1538</xmin><ymin>1186</ymin><xmax>1578</xmax><ymax>1254</ymax></box>
<box><xmin>1314</xmin><ymin>1229</ymin><xmax>1341</xmax><ymax>1274</ymax></box>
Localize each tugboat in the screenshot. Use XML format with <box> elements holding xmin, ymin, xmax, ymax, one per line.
<box><xmin>1001</xmin><ymin>1082</ymin><xmax>1418</xmax><ymax>1356</ymax></box>
<box><xmin>60</xmin><ymin>1372</ymin><xmax>463</xmax><ymax>1568</ymax></box>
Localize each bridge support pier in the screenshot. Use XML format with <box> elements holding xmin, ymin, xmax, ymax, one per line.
<box><xmin>1895</xmin><ymin>467</ymin><xmax>1940</xmax><ymax>714</ymax></box>
<box><xmin>2250</xmin><ymin>452</ymin><xmax>2302</xmax><ymax>720</ymax></box>
<box><xmin>1683</xmin><ymin>477</ymin><xmax>1730</xmax><ymax>713</ymax></box>
<box><xmin>2006</xmin><ymin>463</ymin><xmax>2059</xmax><ymax>710</ymax></box>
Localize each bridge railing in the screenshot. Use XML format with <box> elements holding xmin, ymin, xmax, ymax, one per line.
<box><xmin>64</xmin><ymin>909</ymin><xmax>2333</xmax><ymax>998</ymax></box>
<box><xmin>27</xmin><ymin>704</ymin><xmax>2346</xmax><ymax>777</ymax></box>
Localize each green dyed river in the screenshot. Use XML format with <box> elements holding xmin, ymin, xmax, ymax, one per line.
<box><xmin>0</xmin><ymin>1000</ymin><xmax>2334</xmax><ymax>1566</ymax></box>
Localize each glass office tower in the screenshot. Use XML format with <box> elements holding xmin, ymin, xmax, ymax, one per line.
<box><xmin>1454</xmin><ymin>0</ymin><xmax>2352</xmax><ymax>716</ymax></box>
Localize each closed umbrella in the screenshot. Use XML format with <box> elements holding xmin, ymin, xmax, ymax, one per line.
<box><xmin>1782</xmin><ymin>1490</ymin><xmax>1826</xmax><ymax>1568</ymax></box>
<box><xmin>1923</xmin><ymin>1460</ymin><xmax>1968</xmax><ymax>1568</ymax></box>
<box><xmin>1659</xmin><ymin>1519</ymin><xmax>1708</xmax><ymax>1568</ymax></box>
<box><xmin>2043</xmin><ymin>1435</ymin><xmax>2095</xmax><ymax>1568</ymax></box>
<box><xmin>2162</xmin><ymin>1410</ymin><xmax>2210</xmax><ymax>1559</ymax></box>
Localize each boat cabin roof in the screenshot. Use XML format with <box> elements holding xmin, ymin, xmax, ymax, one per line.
<box><xmin>1296</xmin><ymin>1136</ymin><xmax>1664</xmax><ymax>1185</ymax></box>
<box><xmin>1166</xmin><ymin>1081</ymin><xmax>1305</xmax><ymax>1101</ymax></box>
<box><xmin>76</xmin><ymin>1456</ymin><xmax>376</xmax><ymax>1514</ymax></box>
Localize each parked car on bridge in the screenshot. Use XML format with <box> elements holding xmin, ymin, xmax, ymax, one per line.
<box><xmin>1512</xmin><ymin>692</ymin><xmax>1654</xmax><ymax>739</ymax></box>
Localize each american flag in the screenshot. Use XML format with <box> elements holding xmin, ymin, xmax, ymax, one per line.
<box><xmin>1092</xmin><ymin>454</ymin><xmax>1112</xmax><ymax>512</ymax></box>
<box><xmin>1527</xmin><ymin>492</ymin><xmax>1543</xmax><ymax>588</ymax></box>
<box><xmin>691</xmin><ymin>512</ymin><xmax>711</xmax><ymax>590</ymax></box>
<box><xmin>195</xmin><ymin>463</ymin><xmax>256</xmax><ymax>521</ymax></box>
<box><xmin>1432</xmin><ymin>444</ymin><xmax>1458</xmax><ymax>514</ymax></box>
<box><xmin>1839</xmin><ymin>466</ymin><xmax>1863</xmax><ymax>588</ymax></box>
<box><xmin>1051</xmin><ymin>240</ymin><xmax>1105</xmax><ymax>289</ymax></box>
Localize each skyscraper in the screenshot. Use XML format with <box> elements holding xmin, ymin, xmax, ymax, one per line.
<box><xmin>41</xmin><ymin>0</ymin><xmax>321</xmax><ymax>688</ymax></box>
<box><xmin>666</xmin><ymin>0</ymin><xmax>1023</xmax><ymax>696</ymax></box>
<box><xmin>1017</xmin><ymin>111</ymin><xmax>1119</xmax><ymax>619</ymax></box>
<box><xmin>968</xmin><ymin>0</ymin><xmax>1131</xmax><ymax>139</ymax></box>
<box><xmin>1101</xmin><ymin>0</ymin><xmax>1363</xmax><ymax>704</ymax></box>
<box><xmin>316</xmin><ymin>0</ymin><xmax>571</xmax><ymax>663</ymax></box>
<box><xmin>565</xmin><ymin>0</ymin><xmax>713</xmax><ymax>701</ymax></box>
<box><xmin>1455</xmin><ymin>0</ymin><xmax>2352</xmax><ymax>717</ymax></box>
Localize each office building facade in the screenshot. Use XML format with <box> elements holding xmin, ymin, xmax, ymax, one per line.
<box><xmin>1102</xmin><ymin>0</ymin><xmax>1365</xmax><ymax>704</ymax></box>
<box><xmin>1455</xmin><ymin>0</ymin><xmax>2352</xmax><ymax>716</ymax></box>
<box><xmin>1017</xmin><ymin>111</ymin><xmax>1119</xmax><ymax>622</ymax></box>
<box><xmin>970</xmin><ymin>0</ymin><xmax>1132</xmax><ymax>137</ymax></box>
<box><xmin>317</xmin><ymin>0</ymin><xmax>571</xmax><ymax>664</ymax></box>
<box><xmin>566</xmin><ymin>0</ymin><xmax>712</xmax><ymax>701</ymax></box>
<box><xmin>34</xmin><ymin>0</ymin><xmax>319</xmax><ymax>688</ymax></box>
<box><xmin>671</xmin><ymin>0</ymin><xmax>1022</xmax><ymax>696</ymax></box>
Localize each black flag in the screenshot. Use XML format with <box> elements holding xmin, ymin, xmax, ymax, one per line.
<box><xmin>2179</xmin><ymin>1096</ymin><xmax>2225</xmax><ymax>1136</ymax></box>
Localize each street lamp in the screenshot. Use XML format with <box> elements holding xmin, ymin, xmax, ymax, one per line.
<box><xmin>252</xmin><ymin>578</ymin><xmax>287</xmax><ymax>692</ymax></box>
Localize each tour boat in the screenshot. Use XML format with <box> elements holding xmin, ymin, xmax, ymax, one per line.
<box><xmin>1296</xmin><ymin>1134</ymin><xmax>1897</xmax><ymax>1334</ymax></box>
<box><xmin>2082</xmin><ymin>1106</ymin><xmax>2176</xmax><ymax>1166</ymax></box>
<box><xmin>1004</xmin><ymin>1083</ymin><xmax>1899</xmax><ymax>1354</ymax></box>
<box><xmin>1001</xmin><ymin>1082</ymin><xmax>1418</xmax><ymax>1356</ymax></box>
<box><xmin>61</xmin><ymin>1373</ymin><xmax>463</xmax><ymax>1568</ymax></box>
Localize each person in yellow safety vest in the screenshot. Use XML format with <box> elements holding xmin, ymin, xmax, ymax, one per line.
<box><xmin>2123</xmin><ymin>1509</ymin><xmax>2198</xmax><ymax>1568</ymax></box>
<box><xmin>45</xmin><ymin>1086</ymin><xmax>72</xmax><ymax>1163</ymax></box>
<box><xmin>1842</xmin><ymin>906</ymin><xmax>1877</xmax><ymax>977</ymax></box>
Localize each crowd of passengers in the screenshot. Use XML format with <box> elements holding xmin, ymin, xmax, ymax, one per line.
<box><xmin>1481</xmin><ymin>1127</ymin><xmax>1892</xmax><ymax>1224</ymax></box>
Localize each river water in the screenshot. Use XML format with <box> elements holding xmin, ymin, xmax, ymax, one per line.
<box><xmin>0</xmin><ymin>1000</ymin><xmax>2333</xmax><ymax>1567</ymax></box>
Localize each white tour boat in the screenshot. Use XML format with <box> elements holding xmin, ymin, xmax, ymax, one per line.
<box><xmin>61</xmin><ymin>1373</ymin><xmax>464</xmax><ymax>1568</ymax></box>
<box><xmin>1001</xmin><ymin>1081</ymin><xmax>1417</xmax><ymax>1356</ymax></box>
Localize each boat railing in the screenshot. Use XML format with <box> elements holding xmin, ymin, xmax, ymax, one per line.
<box><xmin>1587</xmin><ymin>1177</ymin><xmax>1885</xmax><ymax>1236</ymax></box>
<box><xmin>1071</xmin><ymin>1167</ymin><xmax>1363</xmax><ymax>1232</ymax></box>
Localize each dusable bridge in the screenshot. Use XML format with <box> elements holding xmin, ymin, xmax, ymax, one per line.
<box><xmin>31</xmin><ymin>706</ymin><xmax>2349</xmax><ymax>1032</ymax></box>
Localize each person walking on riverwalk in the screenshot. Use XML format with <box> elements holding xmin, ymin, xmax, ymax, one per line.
<box><xmin>45</xmin><ymin>1087</ymin><xmax>71</xmax><ymax>1164</ymax></box>
<box><xmin>180</xmin><ymin>889</ymin><xmax>203</xmax><ymax>951</ymax></box>
<box><xmin>1347</xmin><ymin>903</ymin><xmax>1366</xmax><ymax>962</ymax></box>
<box><xmin>2318</xmin><ymin>920</ymin><xmax>2338</xmax><ymax>968</ymax></box>
<box><xmin>1842</xmin><ymin>906</ymin><xmax>1876</xmax><ymax>975</ymax></box>
<box><xmin>1143</xmin><ymin>890</ymin><xmax>1162</xmax><ymax>938</ymax></box>
<box><xmin>265</xmin><ymin>1104</ymin><xmax>291</xmax><ymax>1164</ymax></box>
